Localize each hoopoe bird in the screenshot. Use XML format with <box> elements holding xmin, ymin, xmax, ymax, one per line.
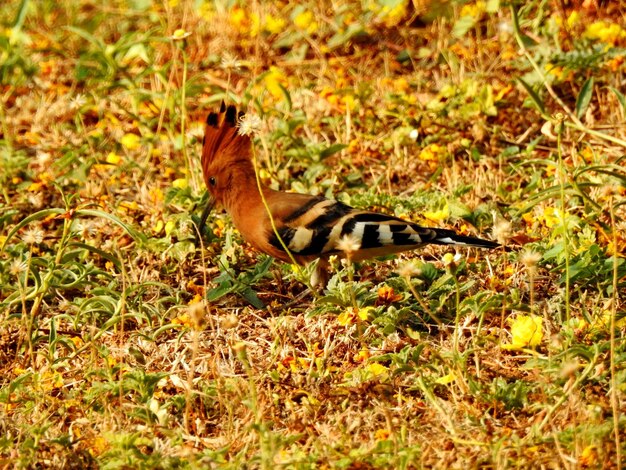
<box><xmin>198</xmin><ymin>103</ymin><xmax>499</xmax><ymax>287</ymax></box>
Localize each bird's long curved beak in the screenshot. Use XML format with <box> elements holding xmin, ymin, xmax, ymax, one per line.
<box><xmin>198</xmin><ymin>196</ymin><xmax>216</xmax><ymax>237</ymax></box>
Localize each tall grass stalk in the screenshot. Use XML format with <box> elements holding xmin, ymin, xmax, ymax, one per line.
<box><xmin>555</xmin><ymin>117</ymin><xmax>571</xmax><ymax>323</ymax></box>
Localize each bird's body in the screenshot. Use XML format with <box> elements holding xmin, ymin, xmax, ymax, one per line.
<box><xmin>199</xmin><ymin>103</ymin><xmax>498</xmax><ymax>285</ymax></box>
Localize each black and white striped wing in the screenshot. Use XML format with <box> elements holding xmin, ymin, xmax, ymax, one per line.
<box><xmin>268</xmin><ymin>198</ymin><xmax>497</xmax><ymax>260</ymax></box>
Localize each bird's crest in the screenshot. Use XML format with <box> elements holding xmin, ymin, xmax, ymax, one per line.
<box><xmin>201</xmin><ymin>102</ymin><xmax>251</xmax><ymax>178</ymax></box>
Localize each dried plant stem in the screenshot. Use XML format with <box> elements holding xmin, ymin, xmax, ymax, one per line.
<box><xmin>609</xmin><ymin>197</ymin><xmax>622</xmax><ymax>469</ymax></box>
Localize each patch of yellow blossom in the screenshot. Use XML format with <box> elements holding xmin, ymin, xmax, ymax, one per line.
<box><xmin>377</xmin><ymin>285</ymin><xmax>403</xmax><ymax>304</ymax></box>
<box><xmin>354</xmin><ymin>349</ymin><xmax>371</xmax><ymax>363</ymax></box>
<box><xmin>86</xmin><ymin>435</ymin><xmax>110</xmax><ymax>456</ymax></box>
<box><xmin>172</xmin><ymin>178</ymin><xmax>188</xmax><ymax>189</ymax></box>
<box><xmin>105</xmin><ymin>152</ymin><xmax>122</xmax><ymax>165</ymax></box>
<box><xmin>544</xmin><ymin>63</ymin><xmax>567</xmax><ymax>80</ymax></box>
<box><xmin>172</xmin><ymin>312</ymin><xmax>193</xmax><ymax>328</ymax></box>
<box><xmin>422</xmin><ymin>203</ymin><xmax>449</xmax><ymax>224</ymax></box>
<box><xmin>164</xmin><ymin>220</ymin><xmax>176</xmax><ymax>236</ymax></box>
<box><xmin>502</xmin><ymin>315</ymin><xmax>543</xmax><ymax>350</ymax></box>
<box><xmin>320</xmin><ymin>86</ymin><xmax>358</xmax><ymax>113</ymax></box>
<box><xmin>120</xmin><ymin>133</ymin><xmax>141</xmax><ymax>150</ymax></box>
<box><xmin>435</xmin><ymin>372</ymin><xmax>457</xmax><ymax>385</ymax></box>
<box><xmin>418</xmin><ymin>143</ymin><xmax>446</xmax><ymax>171</ymax></box>
<box><xmin>337</xmin><ymin>306</ymin><xmax>374</xmax><ymax>326</ymax></box>
<box><xmin>117</xmin><ymin>200</ymin><xmax>139</xmax><ymax>214</ymax></box>
<box><xmin>171</xmin><ymin>28</ymin><xmax>191</xmax><ymax>40</ymax></box>
<box><xmin>460</xmin><ymin>1</ymin><xmax>486</xmax><ymax>19</ymax></box>
<box><xmin>279</xmin><ymin>355</ymin><xmax>312</xmax><ymax>373</ymax></box>
<box><xmin>579</xmin><ymin>445</ymin><xmax>598</xmax><ymax>467</ymax></box>
<box><xmin>502</xmin><ymin>265</ymin><xmax>515</xmax><ymax>286</ymax></box>
<box><xmin>263</xmin><ymin>66</ymin><xmax>288</xmax><ymax>99</ymax></box>
<box><xmin>366</xmin><ymin>0</ymin><xmax>408</xmax><ymax>27</ymax></box>
<box><xmin>522</xmin><ymin>206</ymin><xmax>576</xmax><ymax>234</ymax></box>
<box><xmin>27</xmin><ymin>172</ymin><xmax>53</xmax><ymax>192</ymax></box>
<box><xmin>148</xmin><ymin>186</ymin><xmax>164</xmax><ymax>205</ymax></box>
<box><xmin>229</xmin><ymin>7</ymin><xmax>250</xmax><ymax>34</ymax></box>
<box><xmin>265</xmin><ymin>14</ymin><xmax>286</xmax><ymax>35</ymax></box>
<box><xmin>584</xmin><ymin>21</ymin><xmax>626</xmax><ymax>46</ymax></box>
<box><xmin>197</xmin><ymin>2</ymin><xmax>214</xmax><ymax>22</ymax></box>
<box><xmin>375</xmin><ymin>429</ymin><xmax>391</xmax><ymax>441</ymax></box>
<box><xmin>364</xmin><ymin>362</ymin><xmax>389</xmax><ymax>379</ymax></box>
<box><xmin>44</xmin><ymin>371</ymin><xmax>65</xmax><ymax>390</ymax></box>
<box><xmin>605</xmin><ymin>55</ymin><xmax>624</xmax><ymax>72</ymax></box>
<box><xmin>552</xmin><ymin>11</ymin><xmax>580</xmax><ymax>28</ymax></box>
<box><xmin>293</xmin><ymin>9</ymin><xmax>318</xmax><ymax>34</ymax></box>
<box><xmin>227</xmin><ymin>7</ymin><xmax>286</xmax><ymax>36</ymax></box>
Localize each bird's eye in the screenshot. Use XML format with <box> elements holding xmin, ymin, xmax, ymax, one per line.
<box><xmin>209</xmin><ymin>176</ymin><xmax>216</xmax><ymax>187</ymax></box>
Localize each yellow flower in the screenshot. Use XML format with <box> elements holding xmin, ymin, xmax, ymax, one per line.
<box><xmin>418</xmin><ymin>143</ymin><xmax>446</xmax><ymax>162</ymax></box>
<box><xmin>171</xmin><ymin>28</ymin><xmax>191</xmax><ymax>40</ymax></box>
<box><xmin>263</xmin><ymin>66</ymin><xmax>287</xmax><ymax>99</ymax></box>
<box><xmin>172</xmin><ymin>178</ymin><xmax>188</xmax><ymax>189</ymax></box>
<box><xmin>365</xmin><ymin>362</ymin><xmax>388</xmax><ymax>377</ymax></box>
<box><xmin>118</xmin><ymin>200</ymin><xmax>138</xmax><ymax>213</ymax></box>
<box><xmin>380</xmin><ymin>1</ymin><xmax>408</xmax><ymax>27</ymax></box>
<box><xmin>229</xmin><ymin>7</ymin><xmax>249</xmax><ymax>33</ymax></box>
<box><xmin>120</xmin><ymin>133</ymin><xmax>141</xmax><ymax>150</ymax></box>
<box><xmin>354</xmin><ymin>349</ymin><xmax>370</xmax><ymax>363</ymax></box>
<box><xmin>105</xmin><ymin>152</ymin><xmax>122</xmax><ymax>165</ymax></box>
<box><xmin>294</xmin><ymin>10</ymin><xmax>318</xmax><ymax>34</ymax></box>
<box><xmin>435</xmin><ymin>372</ymin><xmax>457</xmax><ymax>385</ymax></box>
<box><xmin>584</xmin><ymin>21</ymin><xmax>626</xmax><ymax>45</ymax></box>
<box><xmin>377</xmin><ymin>285</ymin><xmax>403</xmax><ymax>304</ymax></box>
<box><xmin>375</xmin><ymin>429</ymin><xmax>391</xmax><ymax>441</ymax></box>
<box><xmin>265</xmin><ymin>14</ymin><xmax>286</xmax><ymax>35</ymax></box>
<box><xmin>566</xmin><ymin>11</ymin><xmax>580</xmax><ymax>28</ymax></box>
<box><xmin>503</xmin><ymin>315</ymin><xmax>543</xmax><ymax>350</ymax></box>
<box><xmin>149</xmin><ymin>187</ymin><xmax>164</xmax><ymax>204</ymax></box>
<box><xmin>460</xmin><ymin>1</ymin><xmax>486</xmax><ymax>19</ymax></box>
<box><xmin>172</xmin><ymin>313</ymin><xmax>193</xmax><ymax>327</ymax></box>
<box><xmin>580</xmin><ymin>445</ymin><xmax>598</xmax><ymax>467</ymax></box>
<box><xmin>422</xmin><ymin>204</ymin><xmax>449</xmax><ymax>224</ymax></box>
<box><xmin>337</xmin><ymin>306</ymin><xmax>373</xmax><ymax>326</ymax></box>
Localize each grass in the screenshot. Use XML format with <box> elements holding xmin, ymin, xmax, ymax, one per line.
<box><xmin>1</xmin><ymin>0</ymin><xmax>625</xmax><ymax>468</ymax></box>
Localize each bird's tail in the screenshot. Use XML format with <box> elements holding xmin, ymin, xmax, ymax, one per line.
<box><xmin>429</xmin><ymin>228</ymin><xmax>500</xmax><ymax>249</ymax></box>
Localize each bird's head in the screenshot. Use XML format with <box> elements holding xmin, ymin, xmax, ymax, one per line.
<box><xmin>198</xmin><ymin>102</ymin><xmax>253</xmax><ymax>232</ymax></box>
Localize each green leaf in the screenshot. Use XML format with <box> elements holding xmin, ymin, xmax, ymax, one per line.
<box><xmin>575</xmin><ymin>77</ymin><xmax>594</xmax><ymax>119</ymax></box>
<box><xmin>517</xmin><ymin>77</ymin><xmax>545</xmax><ymax>114</ymax></box>
<box><xmin>76</xmin><ymin>209</ymin><xmax>147</xmax><ymax>245</ymax></box>
<box><xmin>452</xmin><ymin>16</ymin><xmax>476</xmax><ymax>38</ymax></box>
<box><xmin>241</xmin><ymin>287</ymin><xmax>265</xmax><ymax>309</ymax></box>
<box><xmin>1</xmin><ymin>208</ymin><xmax>66</xmax><ymax>252</ymax></box>
<box><xmin>320</xmin><ymin>143</ymin><xmax>347</xmax><ymax>160</ymax></box>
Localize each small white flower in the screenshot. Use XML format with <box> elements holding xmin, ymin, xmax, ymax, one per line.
<box><xmin>70</xmin><ymin>93</ymin><xmax>87</xmax><ymax>110</ymax></box>
<box><xmin>10</xmin><ymin>259</ymin><xmax>28</xmax><ymax>275</ymax></box>
<box><xmin>337</xmin><ymin>234</ymin><xmax>361</xmax><ymax>254</ymax></box>
<box><xmin>220</xmin><ymin>52</ymin><xmax>241</xmax><ymax>70</ymax></box>
<box><xmin>28</xmin><ymin>193</ymin><xmax>44</xmax><ymax>208</ymax></box>
<box><xmin>22</xmin><ymin>227</ymin><xmax>45</xmax><ymax>245</ymax></box>
<box><xmin>492</xmin><ymin>217</ymin><xmax>512</xmax><ymax>245</ymax></box>
<box><xmin>237</xmin><ymin>114</ymin><xmax>262</xmax><ymax>136</ymax></box>
<box><xmin>397</xmin><ymin>260</ymin><xmax>422</xmax><ymax>278</ymax></box>
<box><xmin>498</xmin><ymin>21</ymin><xmax>513</xmax><ymax>34</ymax></box>
<box><xmin>520</xmin><ymin>250</ymin><xmax>542</xmax><ymax>273</ymax></box>
<box><xmin>36</xmin><ymin>151</ymin><xmax>52</xmax><ymax>165</ymax></box>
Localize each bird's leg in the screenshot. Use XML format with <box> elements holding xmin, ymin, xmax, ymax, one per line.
<box><xmin>310</xmin><ymin>258</ymin><xmax>331</xmax><ymax>289</ymax></box>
